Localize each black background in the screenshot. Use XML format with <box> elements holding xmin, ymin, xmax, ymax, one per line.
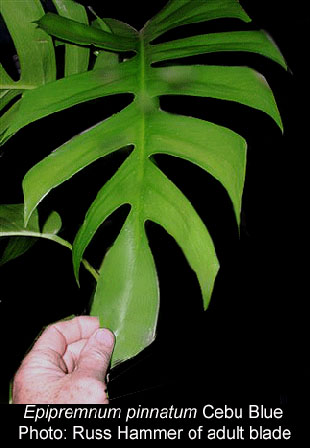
<box><xmin>0</xmin><ymin>0</ymin><xmax>308</xmax><ymax>438</ymax></box>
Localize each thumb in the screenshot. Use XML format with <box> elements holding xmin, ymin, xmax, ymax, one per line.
<box><xmin>76</xmin><ymin>328</ymin><xmax>115</xmax><ymax>381</ymax></box>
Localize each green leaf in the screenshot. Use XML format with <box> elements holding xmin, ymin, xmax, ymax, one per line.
<box><xmin>1</xmin><ymin>1</ymin><xmax>287</xmax><ymax>366</ymax></box>
<box><xmin>42</xmin><ymin>210</ymin><xmax>62</xmax><ymax>234</ymax></box>
<box><xmin>36</xmin><ymin>12</ymin><xmax>139</xmax><ymax>52</ymax></box>
<box><xmin>0</xmin><ymin>204</ymin><xmax>66</xmax><ymax>265</ymax></box>
<box><xmin>0</xmin><ymin>203</ymin><xmax>66</xmax><ymax>244</ymax></box>
<box><xmin>0</xmin><ymin>204</ymin><xmax>97</xmax><ymax>279</ymax></box>
<box><xmin>0</xmin><ymin>237</ymin><xmax>38</xmax><ymax>267</ymax></box>
<box><xmin>0</xmin><ymin>204</ymin><xmax>40</xmax><ymax>234</ymax></box>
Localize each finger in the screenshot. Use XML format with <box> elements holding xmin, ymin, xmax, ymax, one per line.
<box><xmin>54</xmin><ymin>316</ymin><xmax>100</xmax><ymax>347</ymax></box>
<box><xmin>33</xmin><ymin>316</ymin><xmax>100</xmax><ymax>356</ymax></box>
<box><xmin>75</xmin><ymin>329</ymin><xmax>115</xmax><ymax>381</ymax></box>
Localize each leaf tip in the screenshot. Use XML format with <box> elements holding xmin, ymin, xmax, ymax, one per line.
<box><xmin>72</xmin><ymin>247</ymin><xmax>82</xmax><ymax>288</ymax></box>
<box><xmin>202</xmin><ymin>262</ymin><xmax>220</xmax><ymax>311</ymax></box>
<box><xmin>23</xmin><ymin>205</ymin><xmax>32</xmax><ymax>228</ymax></box>
<box><xmin>262</xmin><ymin>29</ymin><xmax>288</xmax><ymax>71</ymax></box>
<box><xmin>73</xmin><ymin>263</ymin><xmax>81</xmax><ymax>288</ymax></box>
<box><xmin>237</xmin><ymin>1</ymin><xmax>252</xmax><ymax>23</ymax></box>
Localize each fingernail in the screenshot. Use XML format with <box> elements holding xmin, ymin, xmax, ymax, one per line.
<box><xmin>95</xmin><ymin>329</ymin><xmax>114</xmax><ymax>347</ymax></box>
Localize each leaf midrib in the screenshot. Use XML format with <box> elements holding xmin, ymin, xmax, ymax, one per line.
<box><xmin>134</xmin><ymin>33</ymin><xmax>148</xmax><ymax>239</ymax></box>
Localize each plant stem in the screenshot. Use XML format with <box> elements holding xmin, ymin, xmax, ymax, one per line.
<box><xmin>81</xmin><ymin>257</ymin><xmax>99</xmax><ymax>281</ymax></box>
<box><xmin>48</xmin><ymin>235</ymin><xmax>99</xmax><ymax>281</ymax></box>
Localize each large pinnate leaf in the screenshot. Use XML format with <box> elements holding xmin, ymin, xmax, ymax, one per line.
<box><xmin>0</xmin><ymin>0</ymin><xmax>287</xmax><ymax>366</ymax></box>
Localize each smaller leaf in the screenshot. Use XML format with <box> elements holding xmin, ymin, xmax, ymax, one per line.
<box><xmin>0</xmin><ymin>205</ymin><xmax>62</xmax><ymax>265</ymax></box>
<box><xmin>36</xmin><ymin>13</ymin><xmax>139</xmax><ymax>52</ymax></box>
<box><xmin>0</xmin><ymin>203</ymin><xmax>40</xmax><ymax>234</ymax></box>
<box><xmin>0</xmin><ymin>203</ymin><xmax>69</xmax><ymax>252</ymax></box>
<box><xmin>0</xmin><ymin>237</ymin><xmax>38</xmax><ymax>267</ymax></box>
<box><xmin>0</xmin><ymin>204</ymin><xmax>100</xmax><ymax>277</ymax></box>
<box><xmin>42</xmin><ymin>210</ymin><xmax>62</xmax><ymax>235</ymax></box>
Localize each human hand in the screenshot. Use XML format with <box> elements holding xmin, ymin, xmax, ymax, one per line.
<box><xmin>12</xmin><ymin>316</ymin><xmax>115</xmax><ymax>404</ymax></box>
